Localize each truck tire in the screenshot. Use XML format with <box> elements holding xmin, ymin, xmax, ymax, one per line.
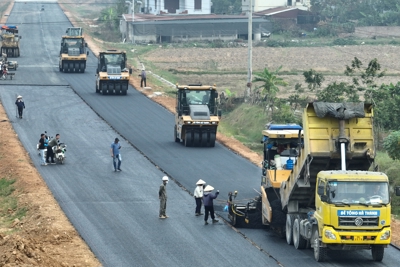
<box><xmin>293</xmin><ymin>217</ymin><xmax>307</xmax><ymax>249</ymax></box>
<box><xmin>184</xmin><ymin>130</ymin><xmax>193</xmax><ymax>147</ymax></box>
<box><xmin>200</xmin><ymin>132</ymin><xmax>207</xmax><ymax>147</ymax></box>
<box><xmin>286</xmin><ymin>214</ymin><xmax>295</xmax><ymax>245</ymax></box>
<box><xmin>193</xmin><ymin>131</ymin><xmax>200</xmax><ymax>147</ymax></box>
<box><xmin>371</xmin><ymin>245</ymin><xmax>384</xmax><ymax>262</ymax></box>
<box><xmin>208</xmin><ymin>132</ymin><xmax>216</xmax><ymax>147</ymax></box>
<box><xmin>313</xmin><ymin>229</ymin><xmax>327</xmax><ymax>262</ymax></box>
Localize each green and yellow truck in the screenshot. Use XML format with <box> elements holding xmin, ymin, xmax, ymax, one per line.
<box><xmin>229</xmin><ymin>102</ymin><xmax>400</xmax><ymax>262</ymax></box>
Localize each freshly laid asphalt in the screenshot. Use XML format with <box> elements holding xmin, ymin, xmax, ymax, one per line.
<box><xmin>1</xmin><ymin>2</ymin><xmax>399</xmax><ymax>266</ymax></box>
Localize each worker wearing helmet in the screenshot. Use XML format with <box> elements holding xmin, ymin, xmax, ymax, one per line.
<box><xmin>203</xmin><ymin>185</ymin><xmax>219</xmax><ymax>225</ymax></box>
<box><xmin>159</xmin><ymin>176</ymin><xmax>169</xmax><ymax>219</ymax></box>
<box><xmin>194</xmin><ymin>179</ymin><xmax>206</xmax><ymax>216</ymax></box>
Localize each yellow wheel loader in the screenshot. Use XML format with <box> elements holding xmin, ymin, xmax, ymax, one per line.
<box><xmin>96</xmin><ymin>50</ymin><xmax>132</xmax><ymax>95</ymax></box>
<box><xmin>174</xmin><ymin>84</ymin><xmax>221</xmax><ymax>147</ymax></box>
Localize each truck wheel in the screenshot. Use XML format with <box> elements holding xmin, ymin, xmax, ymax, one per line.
<box><xmin>193</xmin><ymin>131</ymin><xmax>200</xmax><ymax>147</ymax></box>
<box><xmin>286</xmin><ymin>214</ymin><xmax>295</xmax><ymax>245</ymax></box>
<box><xmin>200</xmin><ymin>132</ymin><xmax>207</xmax><ymax>147</ymax></box>
<box><xmin>313</xmin><ymin>229</ymin><xmax>327</xmax><ymax>262</ymax></box>
<box><xmin>174</xmin><ymin>125</ymin><xmax>180</xmax><ymax>142</ymax></box>
<box><xmin>184</xmin><ymin>130</ymin><xmax>193</xmax><ymax>147</ymax></box>
<box><xmin>371</xmin><ymin>245</ymin><xmax>384</xmax><ymax>261</ymax></box>
<box><xmin>208</xmin><ymin>132</ymin><xmax>216</xmax><ymax>147</ymax></box>
<box><xmin>293</xmin><ymin>217</ymin><xmax>307</xmax><ymax>249</ymax></box>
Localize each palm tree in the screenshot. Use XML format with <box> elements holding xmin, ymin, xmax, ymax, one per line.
<box><xmin>252</xmin><ymin>66</ymin><xmax>288</xmax><ymax>113</ymax></box>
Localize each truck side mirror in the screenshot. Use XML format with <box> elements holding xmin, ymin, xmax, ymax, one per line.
<box><xmin>85</xmin><ymin>43</ymin><xmax>88</xmax><ymax>47</ymax></box>
<box><xmin>396</xmin><ymin>186</ymin><xmax>400</xmax><ymax>196</ymax></box>
<box><xmin>129</xmin><ymin>68</ymin><xmax>133</xmax><ymax>74</ymax></box>
<box><xmin>218</xmin><ymin>109</ymin><xmax>222</xmax><ymax>117</ymax></box>
<box><xmin>96</xmin><ymin>68</ymin><xmax>99</xmax><ymax>74</ymax></box>
<box><xmin>87</xmin><ymin>51</ymin><xmax>89</xmax><ymax>56</ymax></box>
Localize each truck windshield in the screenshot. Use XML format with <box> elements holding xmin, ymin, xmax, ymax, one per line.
<box><xmin>327</xmin><ymin>181</ymin><xmax>389</xmax><ymax>205</ymax></box>
<box><xmin>104</xmin><ymin>54</ymin><xmax>124</xmax><ymax>66</ymax></box>
<box><xmin>62</xmin><ymin>38</ymin><xmax>82</xmax><ymax>48</ymax></box>
<box><xmin>185</xmin><ymin>90</ymin><xmax>214</xmax><ymax>105</ymax></box>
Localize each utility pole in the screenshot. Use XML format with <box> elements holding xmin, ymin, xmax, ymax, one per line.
<box><xmin>246</xmin><ymin>0</ymin><xmax>253</xmax><ymax>101</ymax></box>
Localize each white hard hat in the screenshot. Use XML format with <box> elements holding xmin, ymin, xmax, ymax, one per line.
<box><xmin>162</xmin><ymin>176</ymin><xmax>169</xmax><ymax>181</ymax></box>
<box><xmin>17</xmin><ymin>95</ymin><xmax>22</xmax><ymax>99</ymax></box>
<box><xmin>196</xmin><ymin>179</ymin><xmax>205</xmax><ymax>185</ymax></box>
<box><xmin>204</xmin><ymin>185</ymin><xmax>214</xmax><ymax>192</ymax></box>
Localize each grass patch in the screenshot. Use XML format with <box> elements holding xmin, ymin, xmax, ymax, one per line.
<box><xmin>219</xmin><ymin>103</ymin><xmax>266</xmax><ymax>153</ymax></box>
<box><xmin>374</xmin><ymin>152</ymin><xmax>400</xmax><ymax>216</ymax></box>
<box><xmin>0</xmin><ymin>178</ymin><xmax>27</xmax><ymax>229</ymax></box>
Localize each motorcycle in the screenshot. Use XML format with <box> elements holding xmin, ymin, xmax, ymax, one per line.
<box><xmin>0</xmin><ymin>65</ymin><xmax>8</xmax><ymax>80</ymax></box>
<box><xmin>54</xmin><ymin>143</ymin><xmax>67</xmax><ymax>164</ymax></box>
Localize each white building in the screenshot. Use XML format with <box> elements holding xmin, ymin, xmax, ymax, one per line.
<box><xmin>136</xmin><ymin>0</ymin><xmax>212</xmax><ymax>15</ymax></box>
<box><xmin>242</xmin><ymin>0</ymin><xmax>310</xmax><ymax>13</ymax></box>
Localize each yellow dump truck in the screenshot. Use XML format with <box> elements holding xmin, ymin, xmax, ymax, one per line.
<box><xmin>95</xmin><ymin>50</ymin><xmax>132</xmax><ymax>95</ymax></box>
<box><xmin>228</xmin><ymin>102</ymin><xmax>400</xmax><ymax>262</ymax></box>
<box><xmin>174</xmin><ymin>84</ymin><xmax>221</xmax><ymax>147</ymax></box>
<box><xmin>0</xmin><ymin>25</ymin><xmax>21</xmax><ymax>57</ymax></box>
<box><xmin>59</xmin><ymin>27</ymin><xmax>89</xmax><ymax>73</ymax></box>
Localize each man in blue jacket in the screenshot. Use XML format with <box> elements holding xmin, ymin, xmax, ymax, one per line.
<box><xmin>203</xmin><ymin>185</ymin><xmax>219</xmax><ymax>225</ymax></box>
<box><xmin>110</xmin><ymin>137</ymin><xmax>122</xmax><ymax>172</ymax></box>
<box><xmin>15</xmin><ymin>95</ymin><xmax>25</xmax><ymax>119</ymax></box>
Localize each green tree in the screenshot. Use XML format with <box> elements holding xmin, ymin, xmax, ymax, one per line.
<box><xmin>303</xmin><ymin>69</ymin><xmax>324</xmax><ymax>92</ymax></box>
<box><xmin>371</xmin><ymin>82</ymin><xmax>400</xmax><ymax>130</ymax></box>
<box><xmin>383</xmin><ymin>131</ymin><xmax>400</xmax><ymax>160</ymax></box>
<box><xmin>252</xmin><ymin>66</ymin><xmax>288</xmax><ymax>113</ymax></box>
<box><xmin>100</xmin><ymin>7</ymin><xmax>117</xmax><ymax>28</ymax></box>
<box><xmin>344</xmin><ymin>57</ymin><xmax>385</xmax><ymax>102</ymax></box>
<box><xmin>211</xmin><ymin>0</ymin><xmax>242</xmax><ymax>14</ymax></box>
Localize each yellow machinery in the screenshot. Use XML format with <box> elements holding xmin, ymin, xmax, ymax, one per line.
<box><xmin>229</xmin><ymin>102</ymin><xmax>400</xmax><ymax>262</ymax></box>
<box><xmin>174</xmin><ymin>84</ymin><xmax>221</xmax><ymax>147</ymax></box>
<box><xmin>59</xmin><ymin>27</ymin><xmax>89</xmax><ymax>73</ymax></box>
<box><xmin>96</xmin><ymin>50</ymin><xmax>132</xmax><ymax>95</ymax></box>
<box><xmin>0</xmin><ymin>25</ymin><xmax>21</xmax><ymax>57</ymax></box>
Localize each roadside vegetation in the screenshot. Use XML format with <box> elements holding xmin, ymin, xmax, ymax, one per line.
<box><xmin>63</xmin><ymin>0</ymin><xmax>400</xmax><ymax>215</ymax></box>
<box><xmin>0</xmin><ymin>177</ymin><xmax>27</xmax><ymax>231</ymax></box>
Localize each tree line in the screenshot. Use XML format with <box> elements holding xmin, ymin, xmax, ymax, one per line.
<box><xmin>249</xmin><ymin>57</ymin><xmax>400</xmax><ymax>160</ymax></box>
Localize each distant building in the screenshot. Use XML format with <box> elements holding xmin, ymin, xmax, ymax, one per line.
<box><xmin>120</xmin><ymin>2</ymin><xmax>311</xmax><ymax>43</ymax></box>
<box><xmin>138</xmin><ymin>0</ymin><xmax>212</xmax><ymax>15</ymax></box>
<box><xmin>242</xmin><ymin>0</ymin><xmax>310</xmax><ymax>13</ymax></box>
<box><xmin>120</xmin><ymin>13</ymin><xmax>272</xmax><ymax>43</ymax></box>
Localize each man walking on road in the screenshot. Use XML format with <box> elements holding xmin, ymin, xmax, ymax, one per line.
<box><xmin>194</xmin><ymin>179</ymin><xmax>206</xmax><ymax>216</ymax></box>
<box><xmin>15</xmin><ymin>95</ymin><xmax>25</xmax><ymax>119</ymax></box>
<box><xmin>110</xmin><ymin>138</ymin><xmax>122</xmax><ymax>172</ymax></box>
<box><xmin>140</xmin><ymin>69</ymin><xmax>146</xmax><ymax>88</ymax></box>
<box><xmin>159</xmin><ymin>176</ymin><xmax>169</xmax><ymax>219</ymax></box>
<box><xmin>203</xmin><ymin>185</ymin><xmax>219</xmax><ymax>225</ymax></box>
<box><xmin>46</xmin><ymin>134</ymin><xmax>60</xmax><ymax>164</ymax></box>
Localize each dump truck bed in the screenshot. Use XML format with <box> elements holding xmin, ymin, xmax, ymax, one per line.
<box><xmin>278</xmin><ymin>103</ymin><xmax>374</xmax><ymax>210</ymax></box>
